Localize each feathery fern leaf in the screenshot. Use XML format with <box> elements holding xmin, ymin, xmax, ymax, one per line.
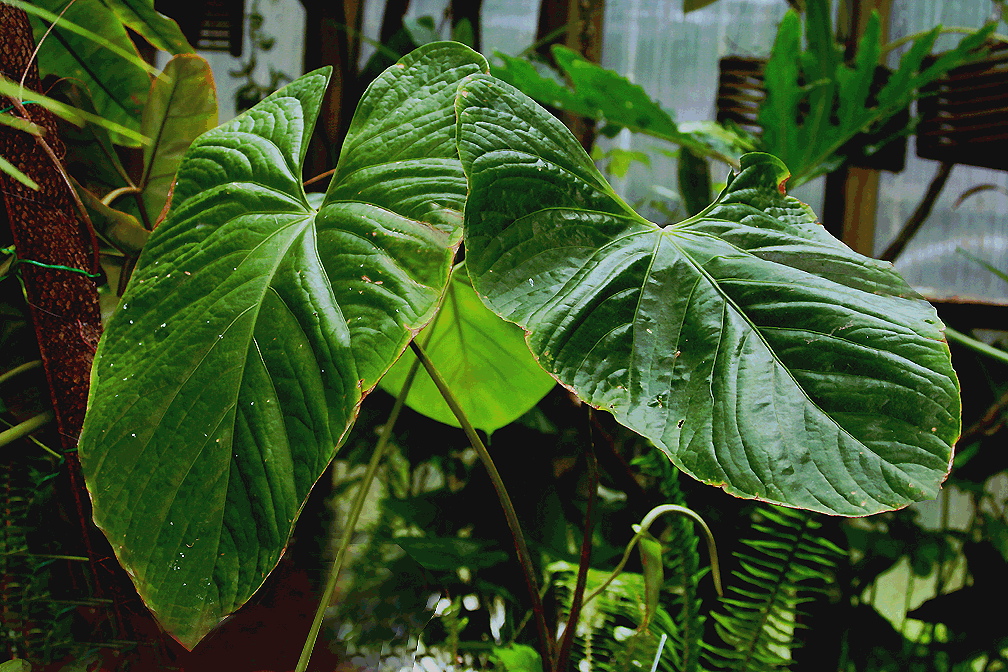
<box><xmin>708</xmin><ymin>506</ymin><xmax>843</xmax><ymax>671</ymax></box>
<box><xmin>549</xmin><ymin>560</ymin><xmax>680</xmax><ymax>672</ymax></box>
<box><xmin>633</xmin><ymin>450</ymin><xmax>708</xmax><ymax>672</ymax></box>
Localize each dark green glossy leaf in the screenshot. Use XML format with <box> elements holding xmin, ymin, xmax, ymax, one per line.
<box><xmin>79</xmin><ymin>42</ymin><xmax>489</xmax><ymax>648</ymax></box>
<box><xmin>140</xmin><ymin>54</ymin><xmax>218</xmax><ymax>226</ymax></box>
<box><xmin>48</xmin><ymin>80</ymin><xmax>132</xmax><ymax>200</ymax></box>
<box><xmin>29</xmin><ymin>0</ymin><xmax>154</xmax><ymax>146</ymax></box>
<box><xmin>678</xmin><ymin>146</ymin><xmax>713</xmax><ymax>216</ymax></box>
<box><xmin>457</xmin><ymin>74</ymin><xmax>960</xmax><ymax>516</ymax></box>
<box><xmin>378</xmin><ymin>262</ymin><xmax>555</xmax><ymax>433</ymax></box>
<box><xmin>393</xmin><ymin>537</ymin><xmax>509</xmax><ymax>571</ymax></box>
<box><xmin>73</xmin><ymin>177</ymin><xmax>149</xmax><ymax>256</ymax></box>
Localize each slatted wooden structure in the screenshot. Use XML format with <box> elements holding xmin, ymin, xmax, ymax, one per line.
<box><xmin>917</xmin><ymin>41</ymin><xmax>1008</xmax><ymax>170</ymax></box>
<box><xmin>155</xmin><ymin>0</ymin><xmax>244</xmax><ymax>56</ymax></box>
<box><xmin>715</xmin><ymin>56</ymin><xmax>766</xmax><ymax>137</ymax></box>
<box><xmin>715</xmin><ymin>56</ymin><xmax>909</xmax><ymax>172</ymax></box>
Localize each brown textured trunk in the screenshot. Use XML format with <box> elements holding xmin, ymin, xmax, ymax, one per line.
<box><xmin>0</xmin><ymin>3</ymin><xmax>173</xmax><ymax>659</ymax></box>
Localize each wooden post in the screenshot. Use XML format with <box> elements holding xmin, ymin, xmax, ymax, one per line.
<box><xmin>300</xmin><ymin>0</ymin><xmax>353</xmax><ymax>182</ymax></box>
<box><xmin>834</xmin><ymin>0</ymin><xmax>891</xmax><ymax>255</ymax></box>
<box><xmin>535</xmin><ymin>0</ymin><xmax>605</xmax><ymax>152</ymax></box>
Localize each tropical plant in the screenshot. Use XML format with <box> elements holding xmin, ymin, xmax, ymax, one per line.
<box><xmin>68</xmin><ymin>33</ymin><xmax>966</xmax><ymax>670</ymax></box>
<box><xmin>492</xmin><ymin>0</ymin><xmax>999</xmax><ymax>197</ymax></box>
<box><xmin>3</xmin><ymin>2</ymin><xmax>1000</xmax><ymax>670</ymax></box>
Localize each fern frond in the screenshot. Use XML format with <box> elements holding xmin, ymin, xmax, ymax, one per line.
<box><xmin>707</xmin><ymin>506</ymin><xmax>843</xmax><ymax>672</ymax></box>
<box><xmin>633</xmin><ymin>449</ymin><xmax>708</xmax><ymax>672</ymax></box>
<box><xmin>549</xmin><ymin>561</ymin><xmax>680</xmax><ymax>672</ymax></box>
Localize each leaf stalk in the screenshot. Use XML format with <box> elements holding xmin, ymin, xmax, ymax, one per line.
<box><xmin>409</xmin><ymin>338</ymin><xmax>556</xmax><ymax>670</ymax></box>
<box><xmin>296</xmin><ymin>316</ymin><xmax>439</xmax><ymax>672</ymax></box>
<box><xmin>583</xmin><ymin>504</ymin><xmax>722</xmax><ymax>609</ymax></box>
<box><xmin>0</xmin><ymin>410</ymin><xmax>54</xmax><ymax>448</ymax></box>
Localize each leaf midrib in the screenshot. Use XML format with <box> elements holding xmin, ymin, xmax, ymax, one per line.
<box><xmin>663</xmin><ymin>230</ymin><xmax>873</xmax><ymax>458</ymax></box>
<box><xmin>101</xmin><ymin>214</ymin><xmax>316</xmax><ymax>579</ymax></box>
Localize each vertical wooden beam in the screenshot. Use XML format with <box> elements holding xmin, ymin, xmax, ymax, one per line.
<box><xmin>300</xmin><ymin>0</ymin><xmax>354</xmax><ymax>183</ymax></box>
<box><xmin>380</xmin><ymin>0</ymin><xmax>410</xmax><ymax>44</ymax></box>
<box><xmin>535</xmin><ymin>0</ymin><xmax>605</xmax><ymax>151</ymax></box>
<box><xmin>834</xmin><ymin>0</ymin><xmax>891</xmax><ymax>255</ymax></box>
<box><xmin>842</xmin><ymin>166</ymin><xmax>881</xmax><ymax>254</ymax></box>
<box><xmin>452</xmin><ymin>0</ymin><xmax>484</xmax><ymax>53</ymax></box>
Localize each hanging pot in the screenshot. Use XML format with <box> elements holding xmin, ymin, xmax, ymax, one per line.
<box><xmin>916</xmin><ymin>41</ymin><xmax>1008</xmax><ymax>170</ymax></box>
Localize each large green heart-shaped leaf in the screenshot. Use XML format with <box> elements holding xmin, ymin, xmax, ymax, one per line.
<box><xmin>79</xmin><ymin>42</ymin><xmax>488</xmax><ymax>648</ymax></box>
<box><xmin>379</xmin><ymin>262</ymin><xmax>556</xmax><ymax>433</ymax></box>
<box><xmin>457</xmin><ymin>74</ymin><xmax>960</xmax><ymax>516</ymax></box>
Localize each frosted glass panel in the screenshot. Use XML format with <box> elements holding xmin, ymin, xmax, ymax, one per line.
<box><xmin>595</xmin><ymin>0</ymin><xmax>797</xmax><ymax>222</ymax></box>
<box><xmin>878</xmin><ymin>0</ymin><xmax>1008</xmax><ymax>302</ymax></box>
<box><xmin>482</xmin><ymin>0</ymin><xmax>540</xmax><ymax>57</ymax></box>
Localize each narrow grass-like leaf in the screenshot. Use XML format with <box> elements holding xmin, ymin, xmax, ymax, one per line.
<box><xmin>7</xmin><ymin>0</ymin><xmax>160</xmax><ymax>77</ymax></box>
<box><xmin>104</xmin><ymin>0</ymin><xmax>193</xmax><ymax>54</ymax></box>
<box><xmin>0</xmin><ymin>155</ymin><xmax>39</xmax><ymax>190</ymax></box>
<box><xmin>25</xmin><ymin>0</ymin><xmax>155</xmax><ymax>145</ymax></box>
<box><xmin>0</xmin><ymin>76</ymin><xmax>149</xmax><ymax>146</ymax></box>
<box><xmin>0</xmin><ymin>113</ymin><xmax>42</xmax><ymax>135</ymax></box>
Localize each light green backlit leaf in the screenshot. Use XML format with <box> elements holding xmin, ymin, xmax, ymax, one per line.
<box><xmin>379</xmin><ymin>262</ymin><xmax>555</xmax><ymax>433</ymax></box>
<box><xmin>140</xmin><ymin>54</ymin><xmax>218</xmax><ymax>226</ymax></box>
<box><xmin>104</xmin><ymin>0</ymin><xmax>193</xmax><ymax>54</ymax></box>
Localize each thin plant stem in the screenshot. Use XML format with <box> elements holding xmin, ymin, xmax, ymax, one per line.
<box><xmin>880</xmin><ymin>162</ymin><xmax>953</xmax><ymax>262</ymax></box>
<box><xmin>881</xmin><ymin>26</ymin><xmax>1008</xmax><ymax>56</ymax></box>
<box><xmin>303</xmin><ymin>167</ymin><xmax>336</xmax><ymax>188</ymax></box>
<box><xmin>295</xmin><ymin>315</ymin><xmax>439</xmax><ymax>672</ymax></box>
<box><xmin>946</xmin><ymin>327</ymin><xmax>1008</xmax><ymax>367</ymax></box>
<box><xmin>554</xmin><ymin>431</ymin><xmax>598</xmax><ymax>672</ymax></box>
<box><xmin>4</xmin><ymin>551</ymin><xmax>89</xmax><ymax>561</ymax></box>
<box><xmin>1</xmin><ymin>417</ymin><xmax>61</xmax><ymax>459</ymax></box>
<box><xmin>8</xmin><ymin>95</ymin><xmax>104</xmax><ymax>272</ymax></box>
<box><xmin>409</xmin><ymin>339</ymin><xmax>555</xmax><ymax>671</ymax></box>
<box><xmin>0</xmin><ymin>410</ymin><xmax>54</xmax><ymax>448</ymax></box>
<box><xmin>0</xmin><ymin>359</ymin><xmax>42</xmax><ymax>385</ymax></box>
<box><xmin>101</xmin><ymin>185</ymin><xmax>142</xmax><ymax>208</ymax></box>
<box><xmin>517</xmin><ymin>20</ymin><xmax>577</xmax><ymax>58</ymax></box>
<box><xmin>583</xmin><ymin>504</ymin><xmax>722</xmax><ymax>609</ymax></box>
<box><xmin>20</xmin><ymin>0</ymin><xmax>78</xmax><ymax>93</ymax></box>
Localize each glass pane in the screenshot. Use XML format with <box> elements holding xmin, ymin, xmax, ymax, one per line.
<box><xmin>877</xmin><ymin>0</ymin><xmax>1008</xmax><ymax>302</ymax></box>
<box><xmin>594</xmin><ymin>1</ymin><xmax>811</xmax><ymax>222</ymax></box>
